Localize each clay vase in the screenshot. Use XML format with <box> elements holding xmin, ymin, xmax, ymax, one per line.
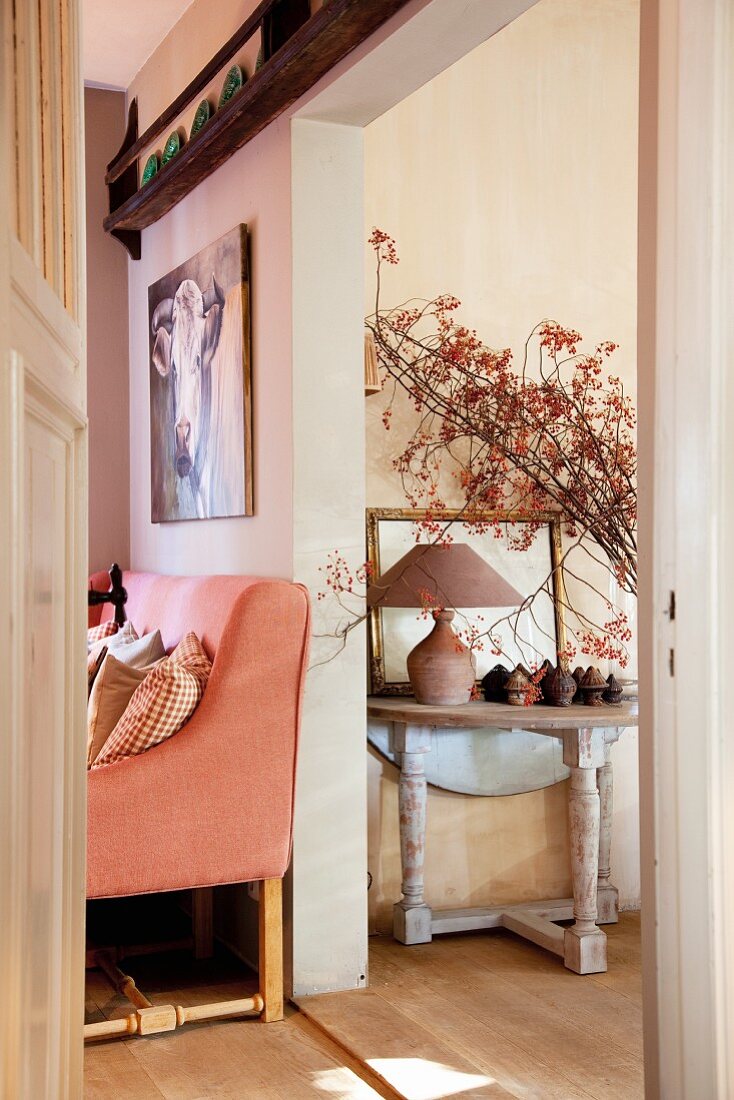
<box><xmin>505</xmin><ymin>667</ymin><xmax>531</xmax><ymax>706</ymax></box>
<box><xmin>406</xmin><ymin>609</ymin><xmax>476</xmax><ymax>705</ymax></box>
<box><xmin>545</xmin><ymin>664</ymin><xmax>576</xmax><ymax>707</ymax></box>
<box><xmin>481</xmin><ymin>663</ymin><xmax>510</xmax><ymax>702</ymax></box>
<box><xmin>581</xmin><ymin>666</ymin><xmax>607</xmax><ymax>706</ymax></box>
<box><xmin>603</xmin><ymin>673</ymin><xmax>623</xmax><ymax>706</ymax></box>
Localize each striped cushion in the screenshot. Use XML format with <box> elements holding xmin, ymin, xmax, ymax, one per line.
<box><xmin>92</xmin><ymin>633</ymin><xmax>212</xmax><ymax>768</ymax></box>
<box><xmin>87</xmin><ymin>620</ymin><xmax>118</xmax><ymax>647</ymax></box>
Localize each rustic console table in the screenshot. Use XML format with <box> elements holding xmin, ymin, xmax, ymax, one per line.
<box><xmin>367</xmin><ymin>697</ymin><xmax>638</xmax><ymax>975</ymax></box>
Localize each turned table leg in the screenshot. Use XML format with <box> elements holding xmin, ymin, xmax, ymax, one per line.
<box><xmin>563</xmin><ymin>729</ymin><xmax>607</xmax><ymax>974</ymax></box>
<box><xmin>392</xmin><ymin>723</ymin><xmax>432</xmax><ymax>944</ymax></box>
<box><xmin>596</xmin><ymin>744</ymin><xmax>619</xmax><ymax>923</ymax></box>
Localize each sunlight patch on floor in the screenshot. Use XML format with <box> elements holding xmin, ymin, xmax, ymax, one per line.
<box><xmin>311</xmin><ymin>1066</ymin><xmax>386</xmax><ymax>1097</ymax></box>
<box><xmin>367</xmin><ymin>1058</ymin><xmax>496</xmax><ymax>1099</ymax></box>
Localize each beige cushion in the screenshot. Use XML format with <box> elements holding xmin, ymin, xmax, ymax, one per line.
<box><xmin>90</xmin><ymin>625</ymin><xmax>165</xmax><ymax>670</ymax></box>
<box><xmin>87</xmin><ymin>645</ymin><xmax>108</xmax><ymax>696</ymax></box>
<box><xmin>87</xmin><ymin>653</ymin><xmax>159</xmax><ymax>767</ymax></box>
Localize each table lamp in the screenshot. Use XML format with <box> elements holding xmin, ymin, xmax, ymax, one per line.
<box><xmin>367</xmin><ymin>543</ymin><xmax>524</xmax><ymax>705</ymax></box>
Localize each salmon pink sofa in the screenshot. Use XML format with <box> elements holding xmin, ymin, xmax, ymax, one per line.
<box><xmin>85</xmin><ymin>570</ymin><xmax>310</xmax><ymax>1039</ymax></box>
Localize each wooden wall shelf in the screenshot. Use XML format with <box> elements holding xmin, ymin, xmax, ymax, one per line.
<box><xmin>104</xmin><ymin>0</ymin><xmax>411</xmax><ymax>257</ymax></box>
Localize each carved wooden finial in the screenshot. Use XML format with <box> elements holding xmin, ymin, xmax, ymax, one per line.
<box><xmin>545</xmin><ymin>664</ymin><xmax>576</xmax><ymax>707</ymax></box>
<box><xmin>481</xmin><ymin>662</ymin><xmax>509</xmax><ymax>702</ymax></box>
<box><xmin>572</xmin><ymin>665</ymin><xmax>586</xmax><ymax>702</ymax></box>
<box><xmin>505</xmin><ymin>667</ymin><xmax>531</xmax><ymax>706</ymax></box>
<box><xmin>603</xmin><ymin>673</ymin><xmax>623</xmax><ymax>706</ymax></box>
<box><xmin>581</xmin><ymin>666</ymin><xmax>607</xmax><ymax>706</ymax></box>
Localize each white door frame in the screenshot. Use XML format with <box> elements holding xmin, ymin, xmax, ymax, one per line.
<box><xmin>638</xmin><ymin>0</ymin><xmax>734</xmax><ymax>1094</ymax></box>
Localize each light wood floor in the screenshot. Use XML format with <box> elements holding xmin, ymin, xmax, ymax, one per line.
<box><xmin>84</xmin><ymin>946</ymin><xmax>394</xmax><ymax>1100</ymax></box>
<box><xmin>85</xmin><ymin>913</ymin><xmax>642</xmax><ymax>1100</ymax></box>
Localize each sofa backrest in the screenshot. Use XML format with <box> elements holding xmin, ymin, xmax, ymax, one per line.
<box><xmin>89</xmin><ymin>570</ymin><xmax>281</xmax><ymax>659</ymax></box>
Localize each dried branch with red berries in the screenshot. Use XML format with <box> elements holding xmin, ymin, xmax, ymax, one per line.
<box><xmin>353</xmin><ymin>229</ymin><xmax>637</xmax><ymax>669</ymax></box>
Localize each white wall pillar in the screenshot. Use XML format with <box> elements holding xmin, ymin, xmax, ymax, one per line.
<box><xmin>290</xmin><ymin>119</ymin><xmax>368</xmax><ymax>995</ymax></box>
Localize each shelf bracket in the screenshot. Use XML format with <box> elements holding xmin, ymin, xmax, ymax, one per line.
<box><xmin>107</xmin><ymin>98</ymin><xmax>142</xmax><ymax>260</ymax></box>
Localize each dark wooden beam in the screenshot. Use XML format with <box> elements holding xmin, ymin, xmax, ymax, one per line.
<box><xmin>104</xmin><ymin>0</ymin><xmax>412</xmax><ymax>242</ymax></box>
<box><xmin>105</xmin><ymin>0</ymin><xmax>275</xmax><ymax>187</ymax></box>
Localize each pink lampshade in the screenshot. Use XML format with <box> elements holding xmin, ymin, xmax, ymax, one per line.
<box><xmin>366</xmin><ymin>542</ymin><xmax>524</xmax><ymax>610</ymax></box>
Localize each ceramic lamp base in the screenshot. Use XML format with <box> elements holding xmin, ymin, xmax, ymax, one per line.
<box><xmin>406</xmin><ymin>609</ymin><xmax>476</xmax><ymax>705</ymax></box>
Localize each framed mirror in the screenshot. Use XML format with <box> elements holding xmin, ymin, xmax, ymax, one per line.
<box><xmin>366</xmin><ymin>508</ymin><xmax>570</xmax><ymax>795</ymax></box>
<box><xmin>367</xmin><ymin>507</ymin><xmax>567</xmax><ymax>695</ymax></box>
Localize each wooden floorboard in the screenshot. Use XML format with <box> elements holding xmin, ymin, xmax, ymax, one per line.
<box><xmin>297</xmin><ymin>914</ymin><xmax>643</xmax><ymax>1100</ymax></box>
<box><xmin>364</xmin><ymin>951</ymin><xmax>597</xmax><ymax>1099</ymax></box>
<box><xmin>85</xmin><ymin>1037</ymin><xmax>167</xmax><ymax>1100</ymax></box>
<box><xmin>85</xmin><ymin>913</ymin><xmax>643</xmax><ymax>1100</ymax></box>
<box><xmin>84</xmin><ymin>945</ymin><xmax>393</xmax><ymax>1099</ymax></box>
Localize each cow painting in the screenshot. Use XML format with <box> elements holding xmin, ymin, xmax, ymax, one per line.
<box><xmin>148</xmin><ymin>226</ymin><xmax>252</xmax><ymax>522</ymax></box>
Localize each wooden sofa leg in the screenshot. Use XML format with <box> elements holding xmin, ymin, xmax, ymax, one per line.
<box><xmin>193</xmin><ymin>887</ymin><xmax>214</xmax><ymax>959</ymax></box>
<box><xmin>258</xmin><ymin>878</ymin><xmax>283</xmax><ymax>1022</ymax></box>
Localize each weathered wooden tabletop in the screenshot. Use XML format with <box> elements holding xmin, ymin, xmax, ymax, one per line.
<box><xmin>367</xmin><ymin>696</ymin><xmax>639</xmax><ymax>731</ymax></box>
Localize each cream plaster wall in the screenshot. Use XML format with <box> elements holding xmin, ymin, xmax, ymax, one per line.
<box><xmin>85</xmin><ymin>88</ymin><xmax>130</xmax><ymax>573</ymax></box>
<box><xmin>364</xmin><ymin>0</ymin><xmax>641</xmax><ymax>929</ymax></box>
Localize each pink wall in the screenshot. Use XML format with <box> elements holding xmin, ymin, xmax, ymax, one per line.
<box><xmin>85</xmin><ymin>88</ymin><xmax>130</xmax><ymax>573</ymax></box>
<box><xmin>126</xmin><ymin>1</ymin><xmax>293</xmax><ymax>579</ymax></box>
<box><xmin>126</xmin><ymin>120</ymin><xmax>294</xmax><ymax>578</ymax></box>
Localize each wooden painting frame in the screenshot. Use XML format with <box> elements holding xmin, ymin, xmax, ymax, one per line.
<box><xmin>148</xmin><ymin>223</ymin><xmax>253</xmax><ymax>523</ymax></box>
<box><xmin>366</xmin><ymin>507</ymin><xmax>568</xmax><ymax>696</ymax></box>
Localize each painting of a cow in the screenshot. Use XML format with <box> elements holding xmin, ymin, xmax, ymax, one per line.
<box><xmin>148</xmin><ymin>225</ymin><xmax>252</xmax><ymax>522</ymax></box>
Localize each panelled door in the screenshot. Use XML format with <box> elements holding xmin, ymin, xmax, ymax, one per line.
<box><xmin>0</xmin><ymin>2</ymin><xmax>87</xmax><ymax>1097</ymax></box>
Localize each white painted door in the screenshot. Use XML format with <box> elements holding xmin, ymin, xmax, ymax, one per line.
<box><xmin>639</xmin><ymin>0</ymin><xmax>734</xmax><ymax>1094</ymax></box>
<box><xmin>0</xmin><ymin>2</ymin><xmax>87</xmax><ymax>1098</ymax></box>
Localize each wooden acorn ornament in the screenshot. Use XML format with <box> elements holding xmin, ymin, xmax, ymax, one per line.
<box><xmin>580</xmin><ymin>666</ymin><xmax>607</xmax><ymax>706</ymax></box>
<box><xmin>572</xmin><ymin>665</ymin><xmax>586</xmax><ymax>702</ymax></box>
<box><xmin>545</xmin><ymin>664</ymin><xmax>576</xmax><ymax>707</ymax></box>
<box><xmin>481</xmin><ymin>663</ymin><xmax>510</xmax><ymax>702</ymax></box>
<box><xmin>505</xmin><ymin>666</ymin><xmax>531</xmax><ymax>706</ymax></box>
<box><xmin>603</xmin><ymin>673</ymin><xmax>623</xmax><ymax>706</ymax></box>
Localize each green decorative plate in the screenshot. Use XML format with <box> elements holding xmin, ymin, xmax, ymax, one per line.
<box><xmin>161</xmin><ymin>131</ymin><xmax>180</xmax><ymax>166</ymax></box>
<box><xmin>141</xmin><ymin>153</ymin><xmax>159</xmax><ymax>186</ymax></box>
<box><xmin>218</xmin><ymin>64</ymin><xmax>243</xmax><ymax>108</ymax></box>
<box><xmin>190</xmin><ymin>99</ymin><xmax>210</xmax><ymax>140</ymax></box>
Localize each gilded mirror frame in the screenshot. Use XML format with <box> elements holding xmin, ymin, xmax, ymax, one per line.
<box><xmin>366</xmin><ymin>507</ymin><xmax>568</xmax><ymax>696</ymax></box>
